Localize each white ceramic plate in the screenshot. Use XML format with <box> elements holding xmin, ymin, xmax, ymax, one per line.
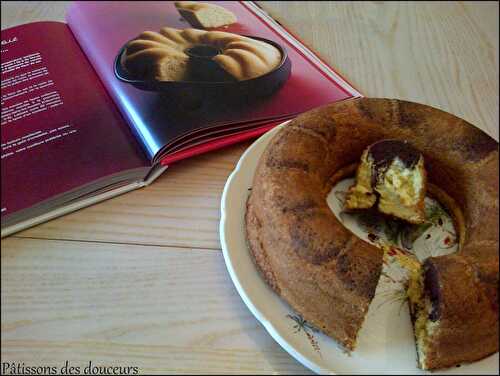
<box><xmin>219</xmin><ymin>122</ymin><xmax>499</xmax><ymax>375</ymax></box>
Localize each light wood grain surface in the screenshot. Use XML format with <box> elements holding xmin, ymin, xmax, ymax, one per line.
<box><xmin>1</xmin><ymin>1</ymin><xmax>498</xmax><ymax>374</ymax></box>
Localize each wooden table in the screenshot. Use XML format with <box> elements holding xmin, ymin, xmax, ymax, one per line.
<box><xmin>2</xmin><ymin>1</ymin><xmax>498</xmax><ymax>374</ymax></box>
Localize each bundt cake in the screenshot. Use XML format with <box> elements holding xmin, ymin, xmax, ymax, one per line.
<box><xmin>345</xmin><ymin>139</ymin><xmax>427</xmax><ymax>224</ymax></box>
<box><xmin>121</xmin><ymin>27</ymin><xmax>281</xmax><ymax>82</ymax></box>
<box><xmin>245</xmin><ymin>98</ymin><xmax>498</xmax><ymax>369</ymax></box>
<box><xmin>175</xmin><ymin>1</ymin><xmax>237</xmax><ymax>28</ymax></box>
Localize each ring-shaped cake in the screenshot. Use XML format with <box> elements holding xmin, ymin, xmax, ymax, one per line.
<box><xmin>121</xmin><ymin>27</ymin><xmax>282</xmax><ymax>82</ymax></box>
<box><xmin>245</xmin><ymin>98</ymin><xmax>499</xmax><ymax>370</ymax></box>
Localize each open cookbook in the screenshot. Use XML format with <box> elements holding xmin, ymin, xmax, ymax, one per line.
<box><xmin>1</xmin><ymin>1</ymin><xmax>361</xmax><ymax>237</ymax></box>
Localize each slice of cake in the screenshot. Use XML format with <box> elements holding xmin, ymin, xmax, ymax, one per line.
<box><xmin>345</xmin><ymin>139</ymin><xmax>427</xmax><ymax>224</ymax></box>
<box><xmin>386</xmin><ymin>246</ymin><xmax>438</xmax><ymax>370</ymax></box>
<box><xmin>175</xmin><ymin>1</ymin><xmax>237</xmax><ymax>29</ymax></box>
<box><xmin>406</xmin><ymin>260</ymin><xmax>437</xmax><ymax>370</ymax></box>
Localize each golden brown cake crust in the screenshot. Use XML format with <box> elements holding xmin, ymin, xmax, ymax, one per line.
<box><xmin>245</xmin><ymin>98</ymin><xmax>499</xmax><ymax>362</ymax></box>
<box><xmin>175</xmin><ymin>1</ymin><xmax>237</xmax><ymax>29</ymax></box>
<box><xmin>122</xmin><ymin>27</ymin><xmax>281</xmax><ymax>81</ymax></box>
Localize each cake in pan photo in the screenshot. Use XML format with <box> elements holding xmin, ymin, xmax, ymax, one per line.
<box><xmin>120</xmin><ymin>27</ymin><xmax>282</xmax><ymax>82</ymax></box>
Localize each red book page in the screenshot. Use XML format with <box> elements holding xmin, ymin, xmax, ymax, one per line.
<box><xmin>1</xmin><ymin>22</ymin><xmax>148</xmax><ymax>220</ymax></box>
<box><xmin>160</xmin><ymin>122</ymin><xmax>279</xmax><ymax>165</ymax></box>
<box><xmin>66</xmin><ymin>1</ymin><xmax>359</xmax><ymax>160</ymax></box>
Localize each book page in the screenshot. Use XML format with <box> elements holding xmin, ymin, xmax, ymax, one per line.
<box><xmin>66</xmin><ymin>1</ymin><xmax>360</xmax><ymax>161</ymax></box>
<box><xmin>1</xmin><ymin>22</ymin><xmax>149</xmax><ymax>221</ymax></box>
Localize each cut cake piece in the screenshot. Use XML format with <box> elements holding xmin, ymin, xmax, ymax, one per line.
<box><xmin>345</xmin><ymin>139</ymin><xmax>427</xmax><ymax>224</ymax></box>
<box><xmin>175</xmin><ymin>1</ymin><xmax>237</xmax><ymax>29</ymax></box>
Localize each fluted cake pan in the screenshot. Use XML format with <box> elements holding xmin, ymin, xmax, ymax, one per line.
<box><xmin>114</xmin><ymin>36</ymin><xmax>291</xmax><ymax>103</ymax></box>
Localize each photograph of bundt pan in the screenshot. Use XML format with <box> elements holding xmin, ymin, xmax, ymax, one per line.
<box><xmin>114</xmin><ymin>36</ymin><xmax>291</xmax><ymax>108</ymax></box>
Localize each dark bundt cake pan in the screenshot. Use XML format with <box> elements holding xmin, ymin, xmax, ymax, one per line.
<box><xmin>114</xmin><ymin>36</ymin><xmax>291</xmax><ymax>102</ymax></box>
